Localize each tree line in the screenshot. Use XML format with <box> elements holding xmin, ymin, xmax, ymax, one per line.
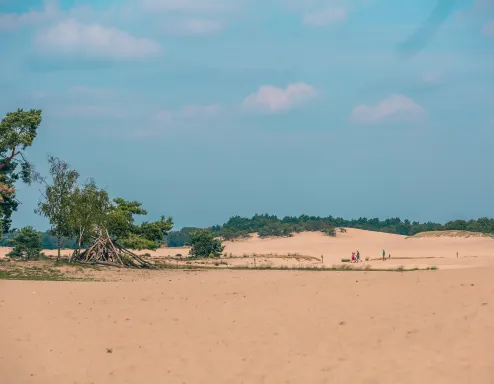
<box><xmin>163</xmin><ymin>214</ymin><xmax>494</xmax><ymax>247</ymax></box>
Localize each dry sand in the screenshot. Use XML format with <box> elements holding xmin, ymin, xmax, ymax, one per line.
<box><xmin>1</xmin><ymin>229</ymin><xmax>494</xmax><ymax>383</ymax></box>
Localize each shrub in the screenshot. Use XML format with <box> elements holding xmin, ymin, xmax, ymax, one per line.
<box><xmin>323</xmin><ymin>226</ymin><xmax>336</xmax><ymax>236</ymax></box>
<box><xmin>188</xmin><ymin>230</ymin><xmax>224</xmax><ymax>258</ymax></box>
<box><xmin>341</xmin><ymin>258</ymin><xmax>351</xmax><ymax>263</ymax></box>
<box><xmin>120</xmin><ymin>233</ymin><xmax>159</xmax><ymax>250</ymax></box>
<box><xmin>7</xmin><ymin>226</ymin><xmax>43</xmax><ymax>260</ymax></box>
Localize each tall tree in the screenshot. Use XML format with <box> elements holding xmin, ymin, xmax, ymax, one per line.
<box><xmin>36</xmin><ymin>156</ymin><xmax>79</xmax><ymax>261</ymax></box>
<box><xmin>0</xmin><ymin>109</ymin><xmax>42</xmax><ymax>235</ymax></box>
<box><xmin>105</xmin><ymin>198</ymin><xmax>173</xmax><ymax>250</ymax></box>
<box><xmin>69</xmin><ymin>178</ymin><xmax>110</xmax><ymax>260</ymax></box>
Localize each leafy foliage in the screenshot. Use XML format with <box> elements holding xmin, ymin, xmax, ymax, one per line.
<box><xmin>6</xmin><ymin>226</ymin><xmax>43</xmax><ymax>259</ymax></box>
<box><xmin>0</xmin><ymin>109</ymin><xmax>42</xmax><ymax>234</ymax></box>
<box><xmin>166</xmin><ymin>227</ymin><xmax>202</xmax><ymax>247</ymax></box>
<box><xmin>105</xmin><ymin>198</ymin><xmax>173</xmax><ymax>250</ymax></box>
<box><xmin>69</xmin><ymin>178</ymin><xmax>110</xmax><ymax>257</ymax></box>
<box><xmin>188</xmin><ymin>230</ymin><xmax>224</xmax><ymax>258</ymax></box>
<box><xmin>119</xmin><ymin>233</ymin><xmax>160</xmax><ymax>251</ymax></box>
<box><xmin>211</xmin><ymin>214</ymin><xmax>494</xmax><ymax>239</ymax></box>
<box><xmin>36</xmin><ymin>156</ymin><xmax>79</xmax><ymax>259</ymax></box>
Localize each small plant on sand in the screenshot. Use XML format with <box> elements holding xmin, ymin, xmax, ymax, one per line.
<box><xmin>7</xmin><ymin>226</ymin><xmax>43</xmax><ymax>260</ymax></box>
<box><xmin>341</xmin><ymin>258</ymin><xmax>350</xmax><ymax>263</ymax></box>
<box><xmin>323</xmin><ymin>227</ymin><xmax>336</xmax><ymax>236</ymax></box>
<box><xmin>188</xmin><ymin>230</ymin><xmax>224</xmax><ymax>258</ymax></box>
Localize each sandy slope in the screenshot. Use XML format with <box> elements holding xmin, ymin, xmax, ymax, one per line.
<box><xmin>144</xmin><ymin>228</ymin><xmax>494</xmax><ymax>270</ymax></box>
<box><xmin>2</xmin><ymin>229</ymin><xmax>494</xmax><ymax>383</ymax></box>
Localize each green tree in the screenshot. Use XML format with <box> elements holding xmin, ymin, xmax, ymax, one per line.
<box><xmin>105</xmin><ymin>198</ymin><xmax>147</xmax><ymax>240</ymax></box>
<box><xmin>36</xmin><ymin>156</ymin><xmax>79</xmax><ymax>261</ymax></box>
<box><xmin>69</xmin><ymin>178</ymin><xmax>110</xmax><ymax>260</ymax></box>
<box><xmin>188</xmin><ymin>230</ymin><xmax>224</xmax><ymax>258</ymax></box>
<box><xmin>105</xmin><ymin>198</ymin><xmax>173</xmax><ymax>250</ymax></box>
<box><xmin>0</xmin><ymin>109</ymin><xmax>42</xmax><ymax>235</ymax></box>
<box><xmin>119</xmin><ymin>233</ymin><xmax>159</xmax><ymax>251</ymax></box>
<box><xmin>7</xmin><ymin>226</ymin><xmax>43</xmax><ymax>260</ymax></box>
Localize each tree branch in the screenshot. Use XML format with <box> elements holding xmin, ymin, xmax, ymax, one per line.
<box><xmin>0</xmin><ymin>147</ymin><xmax>20</xmax><ymax>171</ymax></box>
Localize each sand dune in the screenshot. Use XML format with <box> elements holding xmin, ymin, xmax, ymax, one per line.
<box><xmin>151</xmin><ymin>228</ymin><xmax>494</xmax><ymax>270</ymax></box>
<box><xmin>2</xmin><ymin>228</ymin><xmax>494</xmax><ymax>383</ymax></box>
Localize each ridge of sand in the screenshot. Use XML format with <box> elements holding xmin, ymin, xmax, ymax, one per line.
<box><xmin>408</xmin><ymin>230</ymin><xmax>494</xmax><ymax>239</ymax></box>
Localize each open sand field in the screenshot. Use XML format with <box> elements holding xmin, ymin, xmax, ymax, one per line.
<box><xmin>1</xmin><ymin>229</ymin><xmax>494</xmax><ymax>383</ymax></box>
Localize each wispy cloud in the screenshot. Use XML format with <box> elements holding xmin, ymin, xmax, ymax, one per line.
<box><xmin>179</xmin><ymin>104</ymin><xmax>221</xmax><ymax>117</ymax></box>
<box><xmin>482</xmin><ymin>20</ymin><xmax>494</xmax><ymax>36</ymax></box>
<box><xmin>0</xmin><ymin>0</ymin><xmax>58</xmax><ymax>30</ymax></box>
<box><xmin>156</xmin><ymin>104</ymin><xmax>221</xmax><ymax>121</ymax></box>
<box><xmin>53</xmin><ymin>105</ymin><xmax>123</xmax><ymax>118</ymax></box>
<box><xmin>350</xmin><ymin>94</ymin><xmax>426</xmax><ymax>124</ymax></box>
<box><xmin>167</xmin><ymin>19</ymin><xmax>224</xmax><ymax>35</ymax></box>
<box><xmin>35</xmin><ymin>19</ymin><xmax>161</xmax><ymax>60</ymax></box>
<box><xmin>303</xmin><ymin>8</ymin><xmax>347</xmax><ymax>27</ymax></box>
<box><xmin>242</xmin><ymin>83</ymin><xmax>317</xmax><ymax>113</ymax></box>
<box><xmin>140</xmin><ymin>0</ymin><xmax>235</xmax><ymax>13</ymax></box>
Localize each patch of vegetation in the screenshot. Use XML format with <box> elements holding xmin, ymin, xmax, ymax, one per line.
<box><xmin>0</xmin><ymin>264</ymin><xmax>90</xmax><ymax>281</ymax></box>
<box><xmin>188</xmin><ymin>229</ymin><xmax>225</xmax><ymax>258</ymax></box>
<box><xmin>6</xmin><ymin>226</ymin><xmax>43</xmax><ymax>260</ymax></box>
<box><xmin>204</xmin><ymin>214</ymin><xmax>494</xmax><ymax>240</ymax></box>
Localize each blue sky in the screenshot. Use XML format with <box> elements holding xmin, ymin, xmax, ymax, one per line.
<box><xmin>1</xmin><ymin>0</ymin><xmax>493</xmax><ymax>230</ymax></box>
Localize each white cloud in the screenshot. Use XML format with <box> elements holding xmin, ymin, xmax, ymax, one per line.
<box><xmin>35</xmin><ymin>19</ymin><xmax>161</xmax><ymax>59</ymax></box>
<box><xmin>482</xmin><ymin>20</ymin><xmax>494</xmax><ymax>36</ymax></box>
<box><xmin>54</xmin><ymin>105</ymin><xmax>123</xmax><ymax>118</ymax></box>
<box><xmin>350</xmin><ymin>94</ymin><xmax>425</xmax><ymax>124</ymax></box>
<box><xmin>168</xmin><ymin>19</ymin><xmax>223</xmax><ymax>35</ymax></box>
<box><xmin>156</xmin><ymin>109</ymin><xmax>174</xmax><ymax>122</ymax></box>
<box><xmin>303</xmin><ymin>8</ymin><xmax>347</xmax><ymax>27</ymax></box>
<box><xmin>68</xmin><ymin>86</ymin><xmax>115</xmax><ymax>98</ymax></box>
<box><xmin>242</xmin><ymin>83</ymin><xmax>317</xmax><ymax>113</ymax></box>
<box><xmin>179</xmin><ymin>104</ymin><xmax>221</xmax><ymax>117</ymax></box>
<box><xmin>0</xmin><ymin>0</ymin><xmax>58</xmax><ymax>29</ymax></box>
<box><xmin>156</xmin><ymin>104</ymin><xmax>221</xmax><ymax>121</ymax></box>
<box><xmin>140</xmin><ymin>0</ymin><xmax>233</xmax><ymax>13</ymax></box>
<box><xmin>422</xmin><ymin>71</ymin><xmax>444</xmax><ymax>86</ymax></box>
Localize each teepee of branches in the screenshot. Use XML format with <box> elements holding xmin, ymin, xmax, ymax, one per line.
<box><xmin>74</xmin><ymin>230</ymin><xmax>155</xmax><ymax>269</ymax></box>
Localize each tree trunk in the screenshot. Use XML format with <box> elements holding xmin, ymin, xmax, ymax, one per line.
<box><xmin>57</xmin><ymin>235</ymin><xmax>62</xmax><ymax>263</ymax></box>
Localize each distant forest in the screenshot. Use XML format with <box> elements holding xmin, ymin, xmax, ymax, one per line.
<box><xmin>2</xmin><ymin>214</ymin><xmax>494</xmax><ymax>249</ymax></box>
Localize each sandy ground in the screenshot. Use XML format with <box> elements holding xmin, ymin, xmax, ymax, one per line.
<box><xmin>2</xmin><ymin>229</ymin><xmax>494</xmax><ymax>383</ymax></box>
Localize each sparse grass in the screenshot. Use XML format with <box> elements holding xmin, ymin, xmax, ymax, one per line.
<box><xmin>228</xmin><ymin>264</ymin><xmax>437</xmax><ymax>272</ymax></box>
<box><xmin>341</xmin><ymin>258</ymin><xmax>350</xmax><ymax>263</ymax></box>
<box><xmin>0</xmin><ymin>264</ymin><xmax>92</xmax><ymax>281</ymax></box>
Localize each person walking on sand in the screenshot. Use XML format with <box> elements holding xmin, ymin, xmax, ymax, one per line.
<box><xmin>382</xmin><ymin>249</ymin><xmax>386</xmax><ymax>261</ymax></box>
<box><xmin>356</xmin><ymin>250</ymin><xmax>361</xmax><ymax>262</ymax></box>
<box><xmin>352</xmin><ymin>252</ymin><xmax>356</xmax><ymax>263</ymax></box>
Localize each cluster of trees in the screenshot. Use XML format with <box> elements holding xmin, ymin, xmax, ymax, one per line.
<box><xmin>34</xmin><ymin>156</ymin><xmax>173</xmax><ymax>260</ymax></box>
<box><xmin>166</xmin><ymin>227</ymin><xmax>201</xmax><ymax>247</ymax></box>
<box><xmin>0</xmin><ymin>230</ymin><xmax>76</xmax><ymax>249</ymax></box>
<box><xmin>210</xmin><ymin>214</ymin><xmax>338</xmax><ymax>240</ymax></box>
<box><xmin>207</xmin><ymin>214</ymin><xmax>494</xmax><ymax>240</ymax></box>
<box><xmin>1</xmin><ymin>109</ymin><xmax>173</xmax><ymax>261</ymax></box>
